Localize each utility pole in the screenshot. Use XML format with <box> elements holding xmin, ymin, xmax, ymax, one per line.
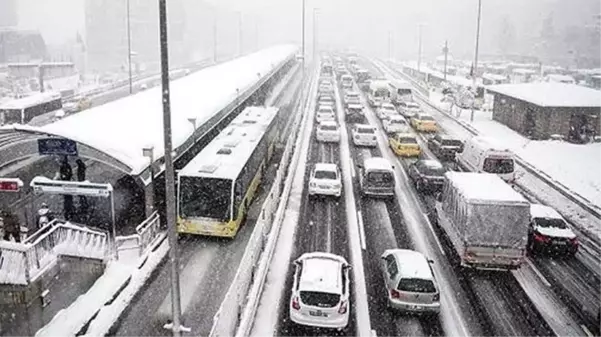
<box><xmin>417</xmin><ymin>24</ymin><xmax>423</xmax><ymax>71</ymax></box>
<box><xmin>313</xmin><ymin>8</ymin><xmax>318</xmax><ymax>60</ymax></box>
<box><xmin>158</xmin><ymin>0</ymin><xmax>184</xmax><ymax>335</ymax></box>
<box><xmin>471</xmin><ymin>0</ymin><xmax>482</xmax><ymax>122</ymax></box>
<box><xmin>443</xmin><ymin>40</ymin><xmax>449</xmax><ymax>81</ymax></box>
<box><xmin>388</xmin><ymin>31</ymin><xmax>392</xmax><ymax>60</ymax></box>
<box><xmin>301</xmin><ymin>0</ymin><xmax>306</xmax><ymax>71</ymax></box>
<box><xmin>126</xmin><ymin>0</ymin><xmax>133</xmax><ymax>94</ymax></box>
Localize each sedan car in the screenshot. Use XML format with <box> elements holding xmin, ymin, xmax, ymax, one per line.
<box><xmin>383</xmin><ymin>115</ymin><xmax>409</xmax><ymax>134</ymax></box>
<box><xmin>309</xmin><ymin>163</ymin><xmax>342</xmax><ymax>197</ymax></box>
<box><xmin>398</xmin><ymin>101</ymin><xmax>421</xmax><ymax>119</ymax></box>
<box><xmin>376</xmin><ymin>103</ymin><xmax>397</xmax><ymax>120</ymax></box>
<box><xmin>381</xmin><ymin>249</ymin><xmax>440</xmax><ymax>313</ymax></box>
<box><xmin>389</xmin><ymin>133</ymin><xmax>421</xmax><ymax>157</ymax></box>
<box><xmin>528</xmin><ymin>204</ymin><xmax>579</xmax><ymax>256</ymax></box>
<box><xmin>290</xmin><ymin>252</ymin><xmax>351</xmax><ymax>330</ymax></box>
<box><xmin>315</xmin><ymin>106</ymin><xmax>336</xmax><ymax>123</ymax></box>
<box><xmin>410</xmin><ymin>113</ymin><xmax>438</xmax><ymax>132</ymax></box>
<box><xmin>408</xmin><ymin>159</ymin><xmax>446</xmax><ymax>193</ymax></box>
<box><xmin>316</xmin><ymin>121</ymin><xmax>340</xmax><ymax>143</ymax></box>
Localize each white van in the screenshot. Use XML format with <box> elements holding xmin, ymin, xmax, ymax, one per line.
<box><xmin>358</xmin><ymin>157</ymin><xmax>395</xmax><ymax>197</ymax></box>
<box><xmin>351</xmin><ymin>124</ymin><xmax>377</xmax><ymax>147</ymax></box>
<box><xmin>367</xmin><ymin>80</ymin><xmax>390</xmax><ymax>108</ymax></box>
<box><xmin>456</xmin><ymin>136</ymin><xmax>515</xmax><ymax>182</ymax></box>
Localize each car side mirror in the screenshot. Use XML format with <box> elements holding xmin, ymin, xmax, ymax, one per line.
<box><xmin>427</xmin><ymin>259</ymin><xmax>435</xmax><ymax>264</ymax></box>
<box><xmin>343</xmin><ymin>265</ymin><xmax>352</xmax><ymax>271</ymax></box>
<box><xmin>293</xmin><ymin>260</ymin><xmax>301</xmax><ymax>266</ymax></box>
<box><xmin>357</xmin><ymin>164</ymin><xmax>363</xmax><ymax>169</ymax></box>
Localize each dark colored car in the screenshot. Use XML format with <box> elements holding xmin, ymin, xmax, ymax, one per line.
<box><xmin>427</xmin><ymin>134</ymin><xmax>464</xmax><ymax>161</ymax></box>
<box><xmin>528</xmin><ymin>204</ymin><xmax>579</xmax><ymax>256</ymax></box>
<box><xmin>408</xmin><ymin>159</ymin><xmax>446</xmax><ymax>193</ymax></box>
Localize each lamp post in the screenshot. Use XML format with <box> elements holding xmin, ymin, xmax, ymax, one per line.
<box><xmin>126</xmin><ymin>0</ymin><xmax>133</xmax><ymax>94</ymax></box>
<box><xmin>417</xmin><ymin>24</ymin><xmax>423</xmax><ymax>71</ymax></box>
<box><xmin>142</xmin><ymin>146</ymin><xmax>154</xmax><ymax>218</ymax></box>
<box><xmin>158</xmin><ymin>0</ymin><xmax>185</xmax><ymax>335</ymax></box>
<box><xmin>313</xmin><ymin>8</ymin><xmax>319</xmax><ymax>60</ymax></box>
<box><xmin>471</xmin><ymin>0</ymin><xmax>482</xmax><ymax>123</ymax></box>
<box><xmin>443</xmin><ymin>40</ymin><xmax>449</xmax><ymax>81</ymax></box>
<box><xmin>301</xmin><ymin>0</ymin><xmax>306</xmax><ymax>71</ymax></box>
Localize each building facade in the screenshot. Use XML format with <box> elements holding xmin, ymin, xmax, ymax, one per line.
<box><xmin>0</xmin><ymin>0</ymin><xmax>18</xmax><ymax>28</ymax></box>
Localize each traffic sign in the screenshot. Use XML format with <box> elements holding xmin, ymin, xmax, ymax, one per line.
<box><xmin>30</xmin><ymin>176</ymin><xmax>112</xmax><ymax>197</ymax></box>
<box><xmin>38</xmin><ymin>138</ymin><xmax>78</xmax><ymax>156</ymax></box>
<box><xmin>0</xmin><ymin>178</ymin><xmax>24</xmax><ymax>192</ymax></box>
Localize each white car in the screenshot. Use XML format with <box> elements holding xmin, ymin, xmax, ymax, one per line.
<box><xmin>383</xmin><ymin>115</ymin><xmax>409</xmax><ymax>134</ymax></box>
<box><xmin>351</xmin><ymin>124</ymin><xmax>377</xmax><ymax>147</ymax></box>
<box><xmin>318</xmin><ymin>95</ymin><xmax>336</xmax><ymax>111</ymax></box>
<box><xmin>344</xmin><ymin>91</ymin><xmax>361</xmax><ymax>107</ymax></box>
<box><xmin>290</xmin><ymin>252</ymin><xmax>350</xmax><ymax>330</ymax></box>
<box><xmin>319</xmin><ymin>82</ymin><xmax>334</xmax><ymax>93</ymax></box>
<box><xmin>380</xmin><ymin>249</ymin><xmax>440</xmax><ymax>313</ymax></box>
<box><xmin>398</xmin><ymin>101</ymin><xmax>421</xmax><ymax>118</ymax></box>
<box><xmin>315</xmin><ymin>106</ymin><xmax>335</xmax><ymax>123</ymax></box>
<box><xmin>308</xmin><ymin>163</ymin><xmax>342</xmax><ymax>197</ymax></box>
<box><xmin>316</xmin><ymin>121</ymin><xmax>340</xmax><ymax>143</ymax></box>
<box><xmin>376</xmin><ymin>103</ymin><xmax>398</xmax><ymax>120</ymax></box>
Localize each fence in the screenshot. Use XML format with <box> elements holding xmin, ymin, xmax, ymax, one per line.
<box><xmin>0</xmin><ymin>220</ymin><xmax>108</xmax><ymax>285</ymax></box>
<box><xmin>208</xmin><ymin>64</ymin><xmax>314</xmax><ymax>337</ymax></box>
<box><xmin>115</xmin><ymin>211</ymin><xmax>162</xmax><ymax>260</ymax></box>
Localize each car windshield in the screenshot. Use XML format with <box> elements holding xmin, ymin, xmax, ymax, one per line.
<box><xmin>320</xmin><ymin>124</ymin><xmax>338</xmax><ymax>131</ymax></box>
<box><xmin>367</xmin><ymin>171</ymin><xmax>393</xmax><ymax>186</ymax></box>
<box><xmin>397</xmin><ymin>278</ymin><xmax>436</xmax><ymax>293</ymax></box>
<box><xmin>535</xmin><ymin>217</ymin><xmax>568</xmax><ymax>229</ymax></box>
<box><xmin>420</xmin><ymin>164</ymin><xmax>446</xmax><ymax>176</ymax></box>
<box><xmin>318</xmin><ymin>108</ymin><xmax>333</xmax><ymax>114</ymax></box>
<box><xmin>357</xmin><ymin>127</ymin><xmax>375</xmax><ymax>134</ymax></box>
<box><xmin>300</xmin><ymin>291</ymin><xmax>340</xmax><ymax>308</ymax></box>
<box><xmin>315</xmin><ymin>170</ymin><xmax>337</xmax><ymax>180</ymax></box>
<box><xmin>407</xmin><ymin>103</ymin><xmax>420</xmax><ymax>109</ymax></box>
<box><xmin>391</xmin><ymin>119</ymin><xmax>406</xmax><ymax>125</ymax></box>
<box><xmin>441</xmin><ymin>139</ymin><xmax>463</xmax><ymax>147</ymax></box>
<box><xmin>483</xmin><ymin>158</ymin><xmax>515</xmax><ymax>174</ymax></box>
<box><xmin>399</xmin><ymin>137</ymin><xmax>417</xmax><ymax>144</ymax></box>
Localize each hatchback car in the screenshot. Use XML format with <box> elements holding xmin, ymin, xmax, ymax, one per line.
<box><xmin>376</xmin><ymin>103</ymin><xmax>398</xmax><ymax>120</ymax></box>
<box><xmin>290</xmin><ymin>252</ymin><xmax>351</xmax><ymax>330</ymax></box>
<box><xmin>411</xmin><ymin>113</ymin><xmax>438</xmax><ymax>132</ymax></box>
<box><xmin>309</xmin><ymin>163</ymin><xmax>342</xmax><ymax>197</ymax></box>
<box><xmin>344</xmin><ymin>91</ymin><xmax>361</xmax><ymax>107</ymax></box>
<box><xmin>316</xmin><ymin>106</ymin><xmax>336</xmax><ymax>123</ymax></box>
<box><xmin>528</xmin><ymin>204</ymin><xmax>579</xmax><ymax>256</ymax></box>
<box><xmin>351</xmin><ymin>124</ymin><xmax>377</xmax><ymax>147</ymax></box>
<box><xmin>380</xmin><ymin>249</ymin><xmax>440</xmax><ymax>313</ymax></box>
<box><xmin>318</xmin><ymin>95</ymin><xmax>336</xmax><ymax>111</ymax></box>
<box><xmin>319</xmin><ymin>82</ymin><xmax>334</xmax><ymax>93</ymax></box>
<box><xmin>383</xmin><ymin>115</ymin><xmax>409</xmax><ymax>134</ymax></box>
<box><xmin>389</xmin><ymin>133</ymin><xmax>421</xmax><ymax>157</ymax></box>
<box><xmin>316</xmin><ymin>121</ymin><xmax>340</xmax><ymax>143</ymax></box>
<box><xmin>398</xmin><ymin>101</ymin><xmax>421</xmax><ymax>118</ymax></box>
<box><xmin>408</xmin><ymin>159</ymin><xmax>446</xmax><ymax>193</ymax></box>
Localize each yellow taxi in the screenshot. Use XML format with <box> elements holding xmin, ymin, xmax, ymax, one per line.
<box><xmin>389</xmin><ymin>133</ymin><xmax>421</xmax><ymax>157</ymax></box>
<box><xmin>410</xmin><ymin>113</ymin><xmax>438</xmax><ymax>132</ymax></box>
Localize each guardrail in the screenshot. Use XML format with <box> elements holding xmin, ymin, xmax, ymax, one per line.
<box><xmin>378</xmin><ymin>59</ymin><xmax>601</xmax><ymax>222</ymax></box>
<box><xmin>0</xmin><ymin>220</ymin><xmax>108</xmax><ymax>285</ymax></box>
<box><xmin>208</xmin><ymin>64</ymin><xmax>310</xmax><ymax>337</ymax></box>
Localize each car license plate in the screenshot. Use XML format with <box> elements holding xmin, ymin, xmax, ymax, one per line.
<box><xmin>319</xmin><ymin>185</ymin><xmax>329</xmax><ymax>189</ymax></box>
<box><xmin>309</xmin><ymin>310</ymin><xmax>326</xmax><ymax>317</ymax></box>
<box><xmin>554</xmin><ymin>240</ymin><xmax>567</xmax><ymax>245</ymax></box>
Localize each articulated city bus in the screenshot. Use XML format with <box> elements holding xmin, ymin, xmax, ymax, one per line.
<box><xmin>176</xmin><ymin>106</ymin><xmax>280</xmax><ymax>238</ymax></box>
<box><xmin>0</xmin><ymin>91</ymin><xmax>63</xmax><ymax>125</ymax></box>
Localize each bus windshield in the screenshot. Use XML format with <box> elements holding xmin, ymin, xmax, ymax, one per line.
<box><xmin>179</xmin><ymin>176</ymin><xmax>232</xmax><ymax>220</ymax></box>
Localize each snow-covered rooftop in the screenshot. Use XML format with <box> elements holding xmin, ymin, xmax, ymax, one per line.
<box><xmin>0</xmin><ymin>91</ymin><xmax>62</xmax><ymax>110</ymax></box>
<box><xmin>36</xmin><ymin>45</ymin><xmax>296</xmax><ymax>175</ymax></box>
<box><xmin>487</xmin><ymin>82</ymin><xmax>601</xmax><ymax>108</ymax></box>
<box><xmin>445</xmin><ymin>171</ymin><xmax>527</xmax><ymax>203</ymax></box>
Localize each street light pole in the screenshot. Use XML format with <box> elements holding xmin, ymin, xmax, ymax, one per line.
<box><xmin>313</xmin><ymin>8</ymin><xmax>318</xmax><ymax>60</ymax></box>
<box><xmin>158</xmin><ymin>0</ymin><xmax>184</xmax><ymax>335</ymax></box>
<box><xmin>443</xmin><ymin>40</ymin><xmax>449</xmax><ymax>81</ymax></box>
<box><xmin>213</xmin><ymin>17</ymin><xmax>217</xmax><ymax>63</ymax></box>
<box><xmin>301</xmin><ymin>0</ymin><xmax>306</xmax><ymax>70</ymax></box>
<box><xmin>126</xmin><ymin>0</ymin><xmax>133</xmax><ymax>94</ymax></box>
<box><xmin>471</xmin><ymin>0</ymin><xmax>482</xmax><ymax>122</ymax></box>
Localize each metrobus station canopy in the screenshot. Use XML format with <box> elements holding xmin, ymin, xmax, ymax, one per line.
<box><xmin>0</xmin><ymin>45</ymin><xmax>297</xmax><ymax>185</ymax></box>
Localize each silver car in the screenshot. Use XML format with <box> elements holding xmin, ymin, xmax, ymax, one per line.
<box><xmin>380</xmin><ymin>249</ymin><xmax>440</xmax><ymax>314</ymax></box>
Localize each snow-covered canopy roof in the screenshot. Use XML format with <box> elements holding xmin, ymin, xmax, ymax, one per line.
<box><xmin>487</xmin><ymin>82</ymin><xmax>601</xmax><ymax>108</ymax></box>
<box><xmin>34</xmin><ymin>45</ymin><xmax>296</xmax><ymax>176</ymax></box>
<box><xmin>0</xmin><ymin>91</ymin><xmax>62</xmax><ymax>110</ymax></box>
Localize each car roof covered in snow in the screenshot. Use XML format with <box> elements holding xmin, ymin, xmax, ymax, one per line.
<box><xmin>298</xmin><ymin>252</ymin><xmax>348</xmax><ymax>293</ymax></box>
<box><xmin>30</xmin><ymin>45</ymin><xmax>296</xmax><ymax>176</ymax></box>
<box><xmin>530</xmin><ymin>203</ymin><xmax>563</xmax><ymax>220</ymax></box>
<box><xmin>487</xmin><ymin>82</ymin><xmax>601</xmax><ymax>108</ymax></box>
<box><xmin>386</xmin><ymin>249</ymin><xmax>434</xmax><ymax>280</ymax></box>
<box><xmin>381</xmin><ymin>103</ymin><xmax>395</xmax><ymax>109</ymax></box>
<box><xmin>319</xmin><ymin>120</ymin><xmax>338</xmax><ymax>127</ymax></box>
<box><xmin>364</xmin><ymin>157</ymin><xmax>393</xmax><ymax>171</ymax></box>
<box><xmin>314</xmin><ymin>162</ymin><xmax>338</xmax><ymax>172</ymax></box>
<box><xmin>419</xmin><ymin>159</ymin><xmax>443</xmax><ymax>169</ymax></box>
<box><xmin>444</xmin><ymin>171</ymin><xmax>527</xmax><ymax>203</ymax></box>
<box><xmin>317</xmin><ymin>105</ymin><xmax>334</xmax><ymax>112</ymax></box>
<box><xmin>345</xmin><ymin>91</ymin><xmax>359</xmax><ymax>96</ymax></box>
<box><xmin>347</xmin><ymin>103</ymin><xmax>363</xmax><ymax>109</ymax></box>
<box><xmin>178</xmin><ymin>106</ymin><xmax>279</xmax><ymax>180</ymax></box>
<box><xmin>354</xmin><ymin>123</ymin><xmax>374</xmax><ymax>129</ymax></box>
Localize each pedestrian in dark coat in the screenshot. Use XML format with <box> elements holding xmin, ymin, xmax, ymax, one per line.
<box><xmin>1</xmin><ymin>210</ymin><xmax>21</xmax><ymax>242</ymax></box>
<box><xmin>59</xmin><ymin>156</ymin><xmax>73</xmax><ymax>181</ymax></box>
<box><xmin>75</xmin><ymin>159</ymin><xmax>89</xmax><ymax>216</ymax></box>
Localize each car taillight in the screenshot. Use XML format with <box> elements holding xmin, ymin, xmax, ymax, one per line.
<box><xmin>372</xmin><ymin>136</ymin><xmax>376</xmax><ymax>140</ymax></box>
<box><xmin>569</xmin><ymin>237</ymin><xmax>579</xmax><ymax>246</ymax></box>
<box><xmin>433</xmin><ymin>293</ymin><xmax>440</xmax><ymax>302</ymax></box>
<box><xmin>338</xmin><ymin>300</ymin><xmax>347</xmax><ymax>314</ymax></box>
<box><xmin>533</xmin><ymin>232</ymin><xmax>551</xmax><ymax>243</ymax></box>
<box><xmin>291</xmin><ymin>296</ymin><xmax>301</xmax><ymax>310</ymax></box>
<box><xmin>390</xmin><ymin>289</ymin><xmax>401</xmax><ymax>299</ymax></box>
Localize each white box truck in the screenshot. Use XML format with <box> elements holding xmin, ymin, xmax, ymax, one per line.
<box><xmin>434</xmin><ymin>171</ymin><xmax>530</xmax><ymax>270</ymax></box>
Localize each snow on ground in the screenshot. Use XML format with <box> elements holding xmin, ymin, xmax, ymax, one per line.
<box><xmin>429</xmin><ymin>90</ymin><xmax>601</xmax><ymax>208</ymax></box>
<box><xmin>35</xmin><ymin>234</ymin><xmax>169</xmax><ymax>337</ymax></box>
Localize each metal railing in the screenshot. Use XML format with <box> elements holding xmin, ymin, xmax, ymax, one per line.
<box><xmin>115</xmin><ymin>211</ymin><xmax>162</xmax><ymax>260</ymax></box>
<box><xmin>0</xmin><ymin>220</ymin><xmax>108</xmax><ymax>285</ymax></box>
